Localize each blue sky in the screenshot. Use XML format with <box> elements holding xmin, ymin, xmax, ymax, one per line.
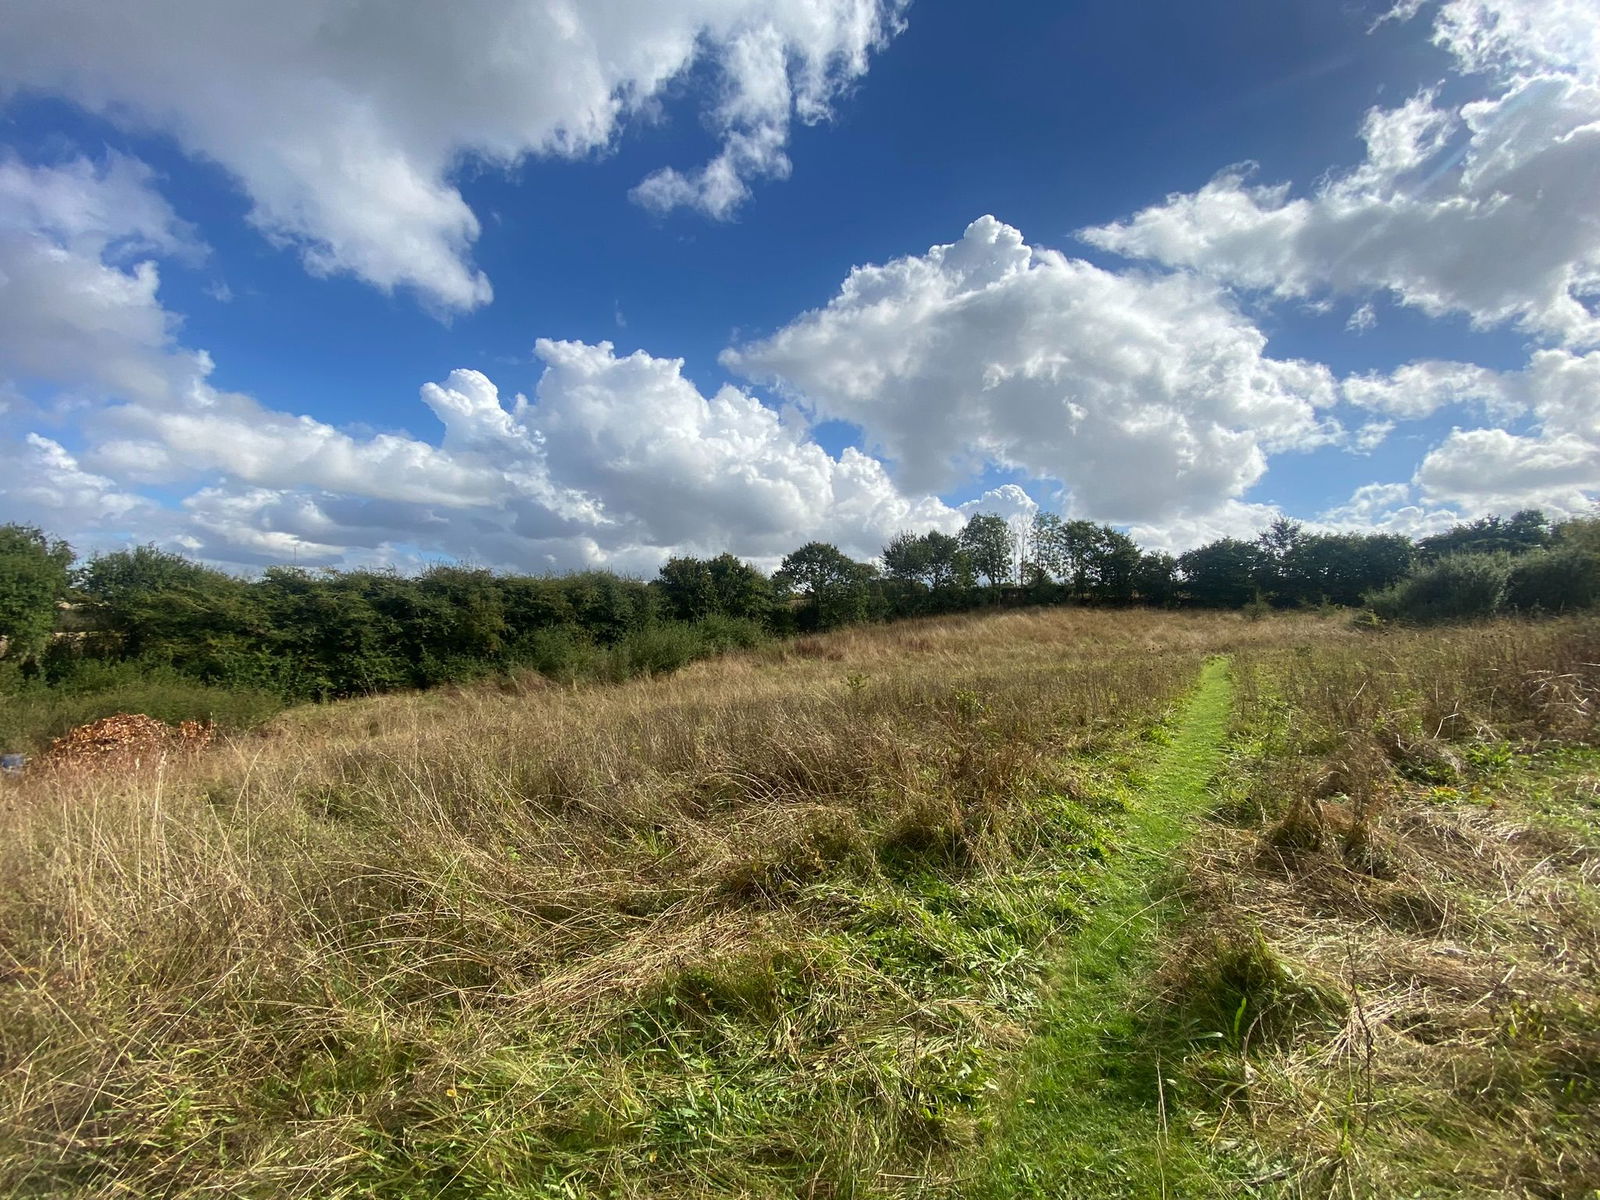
<box><xmin>1</xmin><ymin>0</ymin><xmax>1596</xmax><ymax>572</ymax></box>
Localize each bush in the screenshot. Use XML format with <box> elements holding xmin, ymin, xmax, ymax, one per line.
<box><xmin>512</xmin><ymin>624</ymin><xmax>601</xmax><ymax>682</ymax></box>
<box><xmin>1241</xmin><ymin>596</ymin><xmax>1273</xmax><ymax>622</ymax></box>
<box><xmin>693</xmin><ymin>614</ymin><xmax>768</xmax><ymax>652</ymax></box>
<box><xmin>608</xmin><ymin>621</ymin><xmax>711</xmax><ymax>679</ymax></box>
<box><xmin>1366</xmin><ymin>553</ymin><xmax>1510</xmax><ymax>624</ymax></box>
<box><xmin>1505</xmin><ymin>547</ymin><xmax>1600</xmax><ymax>614</ymax></box>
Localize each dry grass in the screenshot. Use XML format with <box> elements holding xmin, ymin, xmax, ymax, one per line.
<box><xmin>1165</xmin><ymin>618</ymin><xmax>1600</xmax><ymax>1198</ymax></box>
<box><xmin>0</xmin><ymin>607</ymin><xmax>1315</xmax><ymax>1199</ymax></box>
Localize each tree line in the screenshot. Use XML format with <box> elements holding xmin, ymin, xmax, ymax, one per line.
<box><xmin>2</xmin><ymin>506</ymin><xmax>1597</xmax><ymax>715</ymax></box>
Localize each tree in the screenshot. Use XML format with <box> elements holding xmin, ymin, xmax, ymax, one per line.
<box><xmin>1178</xmin><ymin>538</ymin><xmax>1260</xmax><ymax>608</ymax></box>
<box><xmin>255</xmin><ymin>567</ymin><xmax>409</xmax><ymax>696</ymax></box>
<box><xmin>1506</xmin><ymin>547</ymin><xmax>1600</xmax><ymax>613</ymax></box>
<box><xmin>1556</xmin><ymin>510</ymin><xmax>1600</xmax><ymax>557</ymax></box>
<box><xmin>774</xmin><ymin>542</ymin><xmax>875</xmax><ymax>630</ymax></box>
<box><xmin>77</xmin><ymin>543</ymin><xmax>221</xmax><ymax>608</ymax></box>
<box><xmin>499</xmin><ymin>576</ymin><xmax>576</xmax><ymax>639</ymax></box>
<box><xmin>1081</xmin><ymin>526</ymin><xmax>1140</xmax><ymax>602</ymax></box>
<box><xmin>705</xmin><ymin>553</ymin><xmax>774</xmax><ymax>623</ymax></box>
<box><xmin>1134</xmin><ymin>551</ymin><xmax>1178</xmax><ymax>606</ymax></box>
<box><xmin>0</xmin><ymin>524</ymin><xmax>73</xmax><ymax>662</ymax></box>
<box><xmin>76</xmin><ymin>544</ymin><xmax>252</xmax><ymax>662</ymax></box>
<box><xmin>657</xmin><ymin>556</ymin><xmax>718</xmax><ymax>622</ymax></box>
<box><xmin>1555</xmin><ymin>510</ymin><xmax>1600</xmax><ymax>556</ymax></box>
<box><xmin>658</xmin><ymin>554</ymin><xmax>774</xmax><ymax>624</ymax></box>
<box><xmin>880</xmin><ymin>530</ymin><xmax>971</xmax><ymax>592</ymax></box>
<box><xmin>1029</xmin><ymin>513</ymin><xmax>1069</xmax><ymax>583</ymax></box>
<box><xmin>1418</xmin><ymin>510</ymin><xmax>1552</xmax><ymax>560</ymax></box>
<box><xmin>1254</xmin><ymin>518</ymin><xmax>1308</xmax><ymax>604</ymax></box>
<box><xmin>882</xmin><ymin>531</ymin><xmax>934</xmax><ymax>585</ymax></box>
<box><xmin>958</xmin><ymin>514</ymin><xmax>1015</xmax><ymax>586</ymax></box>
<box><xmin>1059</xmin><ymin>520</ymin><xmax>1101</xmax><ymax>595</ymax></box>
<box><xmin>558</xmin><ymin>572</ymin><xmax>655</xmax><ymax>644</ymax></box>
<box><xmin>415</xmin><ymin>565</ymin><xmax>507</xmax><ymax>664</ymax></box>
<box><xmin>1283</xmin><ymin>532</ymin><xmax>1413</xmax><ymax>606</ymax></box>
<box><xmin>921</xmin><ymin>531</ymin><xmax>971</xmax><ymax>590</ymax></box>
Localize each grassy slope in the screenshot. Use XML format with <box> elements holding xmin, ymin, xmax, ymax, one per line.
<box><xmin>2</xmin><ymin>609</ymin><xmax>1317</xmax><ymax>1199</ymax></box>
<box><xmin>969</xmin><ymin>655</ymin><xmax>1241</xmax><ymax>1199</ymax></box>
<box><xmin>10</xmin><ymin>613</ymin><xmax>1591</xmax><ymax>1198</ymax></box>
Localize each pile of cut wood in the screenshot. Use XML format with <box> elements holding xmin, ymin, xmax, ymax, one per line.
<box><xmin>40</xmin><ymin>714</ymin><xmax>215</xmax><ymax>773</ymax></box>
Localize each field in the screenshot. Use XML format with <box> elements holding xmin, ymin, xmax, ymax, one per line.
<box><xmin>2</xmin><ymin>608</ymin><xmax>1597</xmax><ymax>1198</ymax></box>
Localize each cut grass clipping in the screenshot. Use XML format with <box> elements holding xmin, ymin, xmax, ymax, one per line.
<box><xmin>970</xmin><ymin>654</ymin><xmax>1243</xmax><ymax>1199</ymax></box>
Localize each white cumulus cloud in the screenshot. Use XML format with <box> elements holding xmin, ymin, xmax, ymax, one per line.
<box><xmin>1</xmin><ymin>434</ymin><xmax>154</xmax><ymax>538</ymax></box>
<box><xmin>1415</xmin><ymin>427</ymin><xmax>1597</xmax><ymax>513</ymax></box>
<box><xmin>1408</xmin><ymin>348</ymin><xmax>1600</xmax><ymax>514</ymax></box>
<box><xmin>0</xmin><ymin>147</ymin><xmax>962</xmax><ymax>571</ymax></box>
<box><xmin>1083</xmin><ymin>73</ymin><xmax>1600</xmax><ymax>347</ymax></box>
<box><xmin>0</xmin><ymin>155</ymin><xmax>203</xmax><ymax>403</ymax></box>
<box><xmin>1340</xmin><ymin>358</ymin><xmax>1523</xmax><ymax>421</ymax></box>
<box><xmin>1086</xmin><ymin>0</ymin><xmax>1600</xmax><ymax>348</ymax></box>
<box><xmin>1427</xmin><ymin>0</ymin><xmax>1600</xmax><ymax>81</ymax></box>
<box><xmin>1319</xmin><ymin>481</ymin><xmax>1465</xmax><ymax>540</ymax></box>
<box><xmin>722</xmin><ymin>215</ymin><xmax>1341</xmax><ymax>528</ymax></box>
<box><xmin>0</xmin><ymin>0</ymin><xmax>906</xmax><ymax>310</ymax></box>
<box><xmin>1325</xmin><ymin>345</ymin><xmax>1600</xmax><ymax>529</ymax></box>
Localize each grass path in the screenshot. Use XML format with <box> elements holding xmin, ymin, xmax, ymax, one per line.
<box><xmin>966</xmin><ymin>655</ymin><xmax>1236</xmax><ymax>1199</ymax></box>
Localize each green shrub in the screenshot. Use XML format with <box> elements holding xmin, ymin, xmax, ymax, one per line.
<box><xmin>609</xmin><ymin>621</ymin><xmax>711</xmax><ymax>678</ymax></box>
<box><xmin>1241</xmin><ymin>595</ymin><xmax>1273</xmax><ymax>622</ymax></box>
<box><xmin>1505</xmin><ymin>547</ymin><xmax>1600</xmax><ymax>613</ymax></box>
<box><xmin>1366</xmin><ymin>553</ymin><xmax>1510</xmax><ymax>624</ymax></box>
<box><xmin>512</xmin><ymin>624</ymin><xmax>601</xmax><ymax>682</ymax></box>
<box><xmin>693</xmin><ymin>614</ymin><xmax>768</xmax><ymax>652</ymax></box>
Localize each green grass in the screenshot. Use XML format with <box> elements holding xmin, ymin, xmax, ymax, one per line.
<box><xmin>4</xmin><ymin>607</ymin><xmax>1260</xmax><ymax>1198</ymax></box>
<box><xmin>0</xmin><ymin>659</ymin><xmax>283</xmax><ymax>752</ymax></box>
<box><xmin>967</xmin><ymin>656</ymin><xmax>1242</xmax><ymax>1199</ymax></box>
<box><xmin>14</xmin><ymin>614</ymin><xmax>1590</xmax><ymax>1196</ymax></box>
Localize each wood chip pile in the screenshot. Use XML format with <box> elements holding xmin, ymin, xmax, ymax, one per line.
<box><xmin>40</xmin><ymin>714</ymin><xmax>216</xmax><ymax>773</ymax></box>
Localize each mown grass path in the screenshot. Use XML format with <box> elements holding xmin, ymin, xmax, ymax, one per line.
<box><xmin>966</xmin><ymin>655</ymin><xmax>1236</xmax><ymax>1200</ymax></box>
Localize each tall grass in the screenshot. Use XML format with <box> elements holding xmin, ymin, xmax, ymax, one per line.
<box><xmin>0</xmin><ymin>608</ymin><xmax>1312</xmax><ymax>1198</ymax></box>
<box><xmin>1166</xmin><ymin>616</ymin><xmax>1600</xmax><ymax>1197</ymax></box>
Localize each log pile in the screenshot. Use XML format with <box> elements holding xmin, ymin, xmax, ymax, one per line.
<box><xmin>40</xmin><ymin>714</ymin><xmax>216</xmax><ymax>773</ymax></box>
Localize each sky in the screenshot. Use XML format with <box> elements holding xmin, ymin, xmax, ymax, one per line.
<box><xmin>0</xmin><ymin>0</ymin><xmax>1597</xmax><ymax>575</ymax></box>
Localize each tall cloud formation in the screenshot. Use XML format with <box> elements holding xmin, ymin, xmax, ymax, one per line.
<box><xmin>1082</xmin><ymin>0</ymin><xmax>1600</xmax><ymax>347</ymax></box>
<box><xmin>0</xmin><ymin>0</ymin><xmax>907</xmax><ymax>310</ymax></box>
<box><xmin>724</xmin><ymin>215</ymin><xmax>1342</xmax><ymax>526</ymax></box>
<box><xmin>0</xmin><ymin>154</ymin><xmax>964</xmax><ymax>570</ymax></box>
<box><xmin>5</xmin><ymin>0</ymin><xmax>1596</xmax><ymax>568</ymax></box>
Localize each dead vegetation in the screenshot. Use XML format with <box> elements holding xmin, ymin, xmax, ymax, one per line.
<box><xmin>0</xmin><ymin>607</ymin><xmax>1314</xmax><ymax>1199</ymax></box>
<box><xmin>14</xmin><ymin>608</ymin><xmax>1589</xmax><ymax>1198</ymax></box>
<box><xmin>35</xmin><ymin>712</ymin><xmax>215</xmax><ymax>773</ymax></box>
<box><xmin>1164</xmin><ymin>619</ymin><xmax>1600</xmax><ymax>1198</ymax></box>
